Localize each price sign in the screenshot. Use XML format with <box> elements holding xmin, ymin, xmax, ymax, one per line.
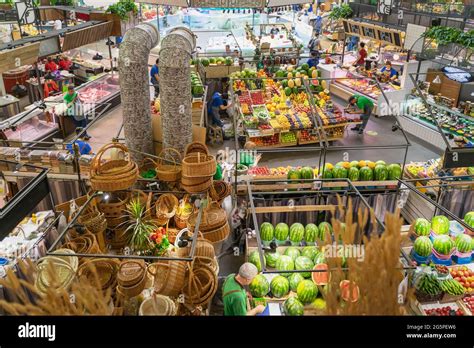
<box><xmin>362</xmin><ymin>26</ymin><xmax>376</xmax><ymax>39</ymax></box>
<box><xmin>377</xmin><ymin>30</ymin><xmax>394</xmax><ymax>44</ymax></box>
<box><xmin>349</xmin><ymin>23</ymin><xmax>361</xmax><ymax>36</ymax></box>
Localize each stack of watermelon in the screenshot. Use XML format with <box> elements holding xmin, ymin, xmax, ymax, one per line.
<box><xmin>413</xmin><ymin>236</ymin><xmax>433</xmax><ymax>258</ymax></box>
<box><xmin>464</xmin><ymin>211</ymin><xmax>474</xmax><ymax>229</ymax></box>
<box><xmin>413</xmin><ymin>218</ymin><xmax>431</xmax><ymax>237</ymax></box>
<box><xmin>275</xmin><ymin>223</ymin><xmax>290</xmax><ymax>245</ymax></box>
<box><xmin>431</xmin><ymin>215</ymin><xmax>450</xmax><ymax>236</ymax></box>
<box><xmin>259</xmin><ymin>222</ymin><xmax>274</xmax><ymax>246</ymax></box>
<box><xmin>319</xmin><ymin>161</ymin><xmax>402</xmax><ymax>182</ymax></box>
<box><xmin>455</xmin><ymin>234</ymin><xmax>473</xmax><ymax>255</ymax></box>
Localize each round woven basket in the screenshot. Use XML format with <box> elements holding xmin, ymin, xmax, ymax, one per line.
<box><xmin>155</xmin><ymin>194</ymin><xmax>179</xmax><ymax>226</ymax></box>
<box><xmin>35</xmin><ymin>250</ymin><xmax>78</xmax><ymax>295</ymax></box>
<box><xmin>181</xmin><ymin>176</ymin><xmax>213</xmax><ymax>194</ymax></box>
<box><xmin>78</xmin><ymin>210</ymin><xmax>107</xmax><ymax>235</ymax></box>
<box><xmin>195</xmin><ymin>238</ymin><xmax>216</xmax><ymax>259</ymax></box>
<box><xmin>174</xmin><ymin>195</ymin><xmax>194</xmax><ymax>229</ymax></box>
<box><xmin>182</xmin><ymin>153</ymin><xmax>216</xmax><ymax>178</ymax></box>
<box><xmin>201</xmin><ymin>222</ymin><xmax>230</xmax><ymax>243</ymax></box>
<box><xmin>156</xmin><ymin>148</ymin><xmax>182</xmax><ymax>182</ymax></box>
<box><xmin>62</xmin><ymin>233</ymin><xmax>102</xmax><ymax>257</ymax></box>
<box><xmin>107</xmin><ymin>226</ymin><xmax>130</xmax><ymax>250</ymax></box>
<box><xmin>78</xmin><ymin>258</ymin><xmax>120</xmax><ymax>291</ymax></box>
<box><xmin>117</xmin><ymin>260</ymin><xmax>147</xmax><ymax>298</ymax></box>
<box><xmin>139</xmin><ymin>157</ymin><xmax>158</xmax><ymax>179</ymax></box>
<box><xmin>98</xmin><ymin>191</ymin><xmax>129</xmax><ymax>218</ymax></box>
<box><xmin>187</xmin><ymin>201</ymin><xmax>228</xmax><ymax>232</ymax></box>
<box><xmin>139</xmin><ymin>294</ymin><xmax>177</xmax><ymax>316</ymax></box>
<box><xmin>90</xmin><ymin>143</ymin><xmax>139</xmax><ymax>192</ymax></box>
<box><xmin>183</xmin><ymin>261</ymin><xmax>218</xmax><ymax>307</ymax></box>
<box><xmin>209</xmin><ymin>180</ymin><xmax>232</xmax><ymax>204</ymax></box>
<box><xmin>148</xmin><ymin>260</ymin><xmax>187</xmax><ymax>297</ymax></box>
<box><xmin>185</xmin><ymin>142</ymin><xmax>209</xmax><ymax>156</ymax></box>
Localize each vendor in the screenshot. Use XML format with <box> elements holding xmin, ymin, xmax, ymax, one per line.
<box><xmin>150</xmin><ymin>58</ymin><xmax>160</xmax><ymax>98</ymax></box>
<box><xmin>66</xmin><ymin>127</ymin><xmax>92</xmax><ymax>155</ymax></box>
<box><xmin>353</xmin><ymin>42</ymin><xmax>367</xmax><ymax>67</ymax></box>
<box><xmin>209</xmin><ymin>91</ymin><xmax>232</xmax><ymax>128</ymax></box>
<box><xmin>380</xmin><ymin>61</ymin><xmax>398</xmax><ymax>82</ymax></box>
<box><xmin>58</xmin><ymin>56</ymin><xmax>72</xmax><ymax>71</ymax></box>
<box><xmin>43</xmin><ymin>76</ymin><xmax>59</xmax><ymax>98</ymax></box>
<box><xmin>64</xmin><ymin>86</ymin><xmax>91</xmax><ymax>138</ymax></box>
<box><xmin>346</xmin><ymin>95</ymin><xmax>374</xmax><ymax>135</ymax></box>
<box><xmin>45</xmin><ymin>57</ymin><xmax>58</xmax><ymax>73</ymax></box>
<box><xmin>222</xmin><ymin>263</ymin><xmax>265</xmax><ymax>316</ymax></box>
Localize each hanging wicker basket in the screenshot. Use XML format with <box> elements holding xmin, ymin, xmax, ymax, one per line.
<box><xmin>98</xmin><ymin>191</ymin><xmax>129</xmax><ymax>219</ymax></box>
<box><xmin>139</xmin><ymin>157</ymin><xmax>158</xmax><ymax>180</ymax></box>
<box><xmin>182</xmin><ymin>153</ymin><xmax>216</xmax><ymax>178</ymax></box>
<box><xmin>182</xmin><ymin>260</ymin><xmax>218</xmax><ymax>307</ymax></box>
<box><xmin>156</xmin><ymin>148</ymin><xmax>182</xmax><ymax>182</ymax></box>
<box><xmin>209</xmin><ymin>180</ymin><xmax>232</xmax><ymax>204</ymax></box>
<box><xmin>148</xmin><ymin>260</ymin><xmax>187</xmax><ymax>297</ymax></box>
<box><xmin>174</xmin><ymin>195</ymin><xmax>194</xmax><ymax>229</ymax></box>
<box><xmin>90</xmin><ymin>143</ymin><xmax>139</xmax><ymax>192</ymax></box>
<box><xmin>180</xmin><ymin>176</ymin><xmax>213</xmax><ymax>194</ymax></box>
<box><xmin>77</xmin><ymin>258</ymin><xmax>120</xmax><ymax>291</ymax></box>
<box><xmin>139</xmin><ymin>294</ymin><xmax>177</xmax><ymax>316</ymax></box>
<box><xmin>155</xmin><ymin>194</ymin><xmax>179</xmax><ymax>226</ymax></box>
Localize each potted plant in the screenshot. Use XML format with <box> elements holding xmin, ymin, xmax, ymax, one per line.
<box><xmin>91</xmin><ymin>0</ymin><xmax>138</xmax><ymax>36</ymax></box>
<box><xmin>0</xmin><ymin>0</ymin><xmax>14</xmax><ymax>10</ymax></box>
<box><xmin>149</xmin><ymin>226</ymin><xmax>171</xmax><ymax>256</ymax></box>
<box><xmin>120</xmin><ymin>198</ymin><xmax>156</xmax><ymax>254</ymax></box>
<box><xmin>328</xmin><ymin>4</ymin><xmax>353</xmax><ymax>21</ymax></box>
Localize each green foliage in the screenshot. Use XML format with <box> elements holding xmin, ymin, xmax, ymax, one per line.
<box><xmin>107</xmin><ymin>0</ymin><xmax>138</xmax><ymax>20</ymax></box>
<box><xmin>50</xmin><ymin>0</ymin><xmax>75</xmax><ymax>5</ymax></box>
<box><xmin>328</xmin><ymin>4</ymin><xmax>353</xmax><ymax>20</ymax></box>
<box><xmin>424</xmin><ymin>26</ymin><xmax>474</xmax><ymax>49</ymax></box>
<box><xmin>121</xmin><ymin>198</ymin><xmax>156</xmax><ymax>253</ymax></box>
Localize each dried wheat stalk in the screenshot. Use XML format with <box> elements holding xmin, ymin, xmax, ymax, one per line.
<box><xmin>0</xmin><ymin>259</ymin><xmax>113</xmax><ymax>316</ymax></box>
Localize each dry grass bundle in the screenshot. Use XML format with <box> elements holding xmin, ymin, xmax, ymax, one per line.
<box><xmin>317</xmin><ymin>197</ymin><xmax>410</xmax><ymax>315</ymax></box>
<box><xmin>0</xmin><ymin>259</ymin><xmax>113</xmax><ymax>316</ymax></box>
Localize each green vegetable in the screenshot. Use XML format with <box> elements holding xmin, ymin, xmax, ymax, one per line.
<box><xmin>106</xmin><ymin>0</ymin><xmax>138</xmax><ymax>20</ymax></box>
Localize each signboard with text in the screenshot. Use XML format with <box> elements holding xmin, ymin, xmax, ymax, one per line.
<box><xmin>191</xmin><ymin>0</ymin><xmax>265</xmax><ymax>8</ymax></box>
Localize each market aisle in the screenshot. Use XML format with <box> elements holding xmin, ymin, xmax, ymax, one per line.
<box><xmin>87</xmin><ymin>105</ymin><xmax>124</xmax><ymax>153</ymax></box>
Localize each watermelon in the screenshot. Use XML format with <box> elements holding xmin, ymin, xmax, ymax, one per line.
<box><xmin>301</xmin><ymin>63</ymin><xmax>309</xmax><ymax>70</ymax></box>
<box><xmin>431</xmin><ymin>215</ymin><xmax>450</xmax><ymax>235</ymax></box>
<box><xmin>283</xmin><ymin>296</ymin><xmax>304</xmax><ymax>316</ymax></box>
<box><xmin>413</xmin><ymin>218</ymin><xmax>431</xmax><ymax>236</ymax></box>
<box><xmin>225</xmin><ymin>57</ymin><xmax>233</xmax><ymax>66</ymax></box>
<box><xmin>321</xmin><ymin>167</ymin><xmax>333</xmax><ymax>179</ymax></box>
<box><xmin>248</xmin><ymin>250</ymin><xmax>265</xmax><ymax>272</ymax></box>
<box><xmin>374</xmin><ymin>165</ymin><xmax>388</xmax><ymax>181</ymax></box>
<box><xmin>284</xmin><ymin>87</ymin><xmax>292</xmax><ymax>97</ymax></box>
<box><xmin>201</xmin><ymin>58</ymin><xmax>210</xmax><ymax>67</ymax></box>
<box><xmin>276</xmin><ymin>70</ymin><xmax>286</xmax><ymax>78</ymax></box>
<box><xmin>387</xmin><ymin>163</ymin><xmax>402</xmax><ymax>180</ymax></box>
<box><xmin>249</xmin><ymin>274</ymin><xmax>270</xmax><ymax>297</ymax></box>
<box><xmin>348</xmin><ymin>167</ymin><xmax>359</xmax><ymax>181</ymax></box>
<box><xmin>311</xmin><ymin>263</ymin><xmax>329</xmax><ymax>285</ymax></box>
<box><xmin>464</xmin><ymin>211</ymin><xmax>474</xmax><ymax>228</ymax></box>
<box><xmin>289</xmin><ymin>223</ymin><xmax>305</xmax><ymax>244</ymax></box>
<box><xmin>333</xmin><ymin>166</ymin><xmax>348</xmax><ymax>179</ymax></box>
<box><xmin>314</xmin><ymin>250</ymin><xmax>326</xmax><ymax>265</ymax></box>
<box><xmin>297</xmin><ymin>280</ymin><xmax>318</xmax><ymax>304</ymax></box>
<box><xmin>295</xmin><ymin>256</ymin><xmax>315</xmax><ymax>278</ymax></box>
<box><xmin>288</xmin><ymin>273</ymin><xmax>305</xmax><ymax>292</ymax></box>
<box><xmin>311</xmin><ymin>298</ymin><xmax>327</xmax><ymax>311</ymax></box>
<box><xmin>270</xmin><ymin>275</ymin><xmax>290</xmax><ymax>298</ymax></box>
<box><xmin>413</xmin><ymin>236</ymin><xmax>433</xmax><ymax>257</ymax></box>
<box><xmin>318</xmin><ymin>222</ymin><xmax>333</xmax><ymax>242</ymax></box>
<box><xmin>375</xmin><ymin>160</ymin><xmax>386</xmax><ymax>166</ymax></box>
<box><xmin>281</xmin><ymin>79</ymin><xmax>288</xmax><ymax>88</ymax></box>
<box><xmin>264</xmin><ymin>251</ymin><xmax>280</xmax><ymax>268</ymax></box>
<box><xmin>284</xmin><ymin>247</ymin><xmax>301</xmax><ymax>261</ymax></box>
<box><xmin>359</xmin><ymin>166</ymin><xmax>373</xmax><ymax>181</ymax></box>
<box><xmin>260</xmin><ymin>222</ymin><xmax>274</xmax><ymax>242</ymax></box>
<box><xmin>340</xmin><ymin>280</ymin><xmax>359</xmax><ymax>303</ymax></box>
<box><xmin>208</xmin><ymin>57</ymin><xmax>216</xmax><ymax>64</ymax></box>
<box><xmin>300</xmin><ymin>167</ymin><xmax>314</xmax><ymax>180</ymax></box>
<box><xmin>304</xmin><ymin>224</ymin><xmax>319</xmax><ymax>244</ymax></box>
<box><xmin>432</xmin><ymin>235</ymin><xmax>455</xmax><ymax>255</ymax></box>
<box><xmin>276</xmin><ymin>255</ymin><xmax>295</xmax><ymax>277</ymax></box>
<box><xmin>350</xmin><ymin>160</ymin><xmax>359</xmax><ymax>168</ymax></box>
<box><xmin>275</xmin><ymin>223</ymin><xmax>289</xmax><ymax>242</ymax></box>
<box><xmin>455</xmin><ymin>234</ymin><xmax>472</xmax><ymax>253</ymax></box>
<box><xmin>301</xmin><ymin>246</ymin><xmax>319</xmax><ymax>260</ymax></box>
<box><xmin>287</xmin><ymin>168</ymin><xmax>301</xmax><ymax>181</ymax></box>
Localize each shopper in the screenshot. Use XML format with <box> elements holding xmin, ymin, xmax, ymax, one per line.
<box><xmin>353</xmin><ymin>42</ymin><xmax>367</xmax><ymax>67</ymax></box>
<box><xmin>150</xmin><ymin>58</ymin><xmax>160</xmax><ymax>98</ymax></box>
<box><xmin>380</xmin><ymin>61</ymin><xmax>398</xmax><ymax>81</ymax></box>
<box><xmin>209</xmin><ymin>91</ymin><xmax>232</xmax><ymax>128</ymax></box>
<box><xmin>308</xmin><ymin>33</ymin><xmax>322</xmax><ymax>53</ymax></box>
<box><xmin>222</xmin><ymin>263</ymin><xmax>265</xmax><ymax>316</ymax></box>
<box><xmin>307</xmin><ymin>50</ymin><xmax>320</xmax><ymax>69</ymax></box>
<box><xmin>66</xmin><ymin>127</ymin><xmax>92</xmax><ymax>155</ymax></box>
<box><xmin>346</xmin><ymin>95</ymin><xmax>374</xmax><ymax>135</ymax></box>
<box><xmin>64</xmin><ymin>86</ymin><xmax>90</xmax><ymax>138</ymax></box>
<box><xmin>313</xmin><ymin>15</ymin><xmax>323</xmax><ymax>36</ymax></box>
<box><xmin>45</xmin><ymin>57</ymin><xmax>58</xmax><ymax>73</ymax></box>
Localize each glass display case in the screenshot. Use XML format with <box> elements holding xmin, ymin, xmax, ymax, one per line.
<box><xmin>402</xmin><ymin>95</ymin><xmax>474</xmax><ymax>148</ymax></box>
<box><xmin>0</xmin><ymin>108</ymin><xmax>59</xmax><ymax>145</ymax></box>
<box><xmin>333</xmin><ymin>70</ymin><xmax>398</xmax><ymax>101</ymax></box>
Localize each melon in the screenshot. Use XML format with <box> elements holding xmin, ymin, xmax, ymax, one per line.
<box><xmin>413</xmin><ymin>236</ymin><xmax>433</xmax><ymax>257</ymax></box>
<box><xmin>284</xmin><ymin>247</ymin><xmax>301</xmax><ymax>261</ymax></box>
<box><xmin>413</xmin><ymin>218</ymin><xmax>431</xmax><ymax>236</ymax></box>
<box><xmin>248</xmin><ymin>250</ymin><xmax>265</xmax><ymax>272</ymax></box>
<box><xmin>340</xmin><ymin>280</ymin><xmax>359</xmax><ymax>302</ymax></box>
<box><xmin>270</xmin><ymin>275</ymin><xmax>290</xmax><ymax>298</ymax></box>
<box><xmin>289</xmin><ymin>223</ymin><xmax>305</xmax><ymax>244</ymax></box>
<box><xmin>289</xmin><ymin>273</ymin><xmax>304</xmax><ymax>292</ymax></box>
<box><xmin>432</xmin><ymin>235</ymin><xmax>454</xmax><ymax>255</ymax></box>
<box><xmin>311</xmin><ymin>263</ymin><xmax>329</xmax><ymax>285</ymax></box>
<box><xmin>387</xmin><ymin>163</ymin><xmax>402</xmax><ymax>180</ymax></box>
<box><xmin>318</xmin><ymin>222</ymin><xmax>333</xmax><ymax>242</ymax></box>
<box><xmin>295</xmin><ymin>256</ymin><xmax>315</xmax><ymax>278</ymax></box>
<box><xmin>464</xmin><ymin>211</ymin><xmax>474</xmax><ymax>228</ymax></box>
<box><xmin>283</xmin><ymin>296</ymin><xmax>304</xmax><ymax>316</ymax></box>
<box><xmin>275</xmin><ymin>223</ymin><xmax>289</xmax><ymax>242</ymax></box>
<box><xmin>249</xmin><ymin>274</ymin><xmax>270</xmax><ymax>297</ymax></box>
<box><xmin>304</xmin><ymin>224</ymin><xmax>319</xmax><ymax>244</ymax></box>
<box><xmin>276</xmin><ymin>255</ymin><xmax>295</xmax><ymax>277</ymax></box>
<box><xmin>431</xmin><ymin>215</ymin><xmax>450</xmax><ymax>235</ymax></box>
<box><xmin>359</xmin><ymin>166</ymin><xmax>373</xmax><ymax>181</ymax></box>
<box><xmin>301</xmin><ymin>246</ymin><xmax>319</xmax><ymax>260</ymax></box>
<box><xmin>264</xmin><ymin>251</ymin><xmax>280</xmax><ymax>268</ymax></box>
<box><xmin>455</xmin><ymin>234</ymin><xmax>472</xmax><ymax>253</ymax></box>
<box><xmin>260</xmin><ymin>222</ymin><xmax>274</xmax><ymax>242</ymax></box>
<box><xmin>297</xmin><ymin>280</ymin><xmax>318</xmax><ymax>304</ymax></box>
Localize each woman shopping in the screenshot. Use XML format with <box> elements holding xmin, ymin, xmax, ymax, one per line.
<box><xmin>64</xmin><ymin>86</ymin><xmax>91</xmax><ymax>139</ymax></box>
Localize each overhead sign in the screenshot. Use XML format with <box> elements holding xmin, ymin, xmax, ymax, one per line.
<box><xmin>0</xmin><ymin>42</ymin><xmax>40</xmax><ymax>73</ymax></box>
<box><xmin>134</xmin><ymin>0</ymin><xmax>188</xmax><ymax>5</ymax></box>
<box><xmin>342</xmin><ymin>19</ymin><xmax>404</xmax><ymax>47</ymax></box>
<box><xmin>377</xmin><ymin>0</ymin><xmax>393</xmax><ymax>15</ymax></box>
<box><xmin>443</xmin><ymin>149</ymin><xmax>474</xmax><ymax>169</ymax></box>
<box><xmin>15</xmin><ymin>1</ymin><xmax>36</xmax><ymax>25</ymax></box>
<box><xmin>191</xmin><ymin>0</ymin><xmax>265</xmax><ymax>8</ymax></box>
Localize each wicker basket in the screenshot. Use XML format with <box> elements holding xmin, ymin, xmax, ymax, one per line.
<box><xmin>210</xmin><ymin>180</ymin><xmax>232</xmax><ymax>203</ymax></box>
<box><xmin>77</xmin><ymin>209</ymin><xmax>107</xmax><ymax>235</ymax></box>
<box><xmin>181</xmin><ymin>176</ymin><xmax>213</xmax><ymax>194</ymax></box>
<box><xmin>62</xmin><ymin>233</ymin><xmax>102</xmax><ymax>256</ymax></box>
<box><xmin>185</xmin><ymin>142</ymin><xmax>209</xmax><ymax>156</ymax></box>
<box><xmin>183</xmin><ymin>261</ymin><xmax>218</xmax><ymax>307</ymax></box>
<box><xmin>195</xmin><ymin>238</ymin><xmax>216</xmax><ymax>259</ymax></box>
<box><xmin>98</xmin><ymin>191</ymin><xmax>129</xmax><ymax>218</ymax></box>
<box><xmin>107</xmin><ymin>226</ymin><xmax>130</xmax><ymax>250</ymax></box>
<box><xmin>35</xmin><ymin>251</ymin><xmax>78</xmax><ymax>295</ymax></box>
<box><xmin>148</xmin><ymin>260</ymin><xmax>187</xmax><ymax>297</ymax></box>
<box><xmin>182</xmin><ymin>153</ymin><xmax>216</xmax><ymax>178</ymax></box>
<box><xmin>139</xmin><ymin>157</ymin><xmax>158</xmax><ymax>179</ymax></box>
<box><xmin>187</xmin><ymin>201</ymin><xmax>228</xmax><ymax>232</ymax></box>
<box><xmin>201</xmin><ymin>222</ymin><xmax>230</xmax><ymax>243</ymax></box>
<box><xmin>167</xmin><ymin>228</ymin><xmax>180</xmax><ymax>244</ymax></box>
<box><xmin>139</xmin><ymin>294</ymin><xmax>177</xmax><ymax>316</ymax></box>
<box><xmin>90</xmin><ymin>143</ymin><xmax>139</xmax><ymax>192</ymax></box>
<box><xmin>155</xmin><ymin>194</ymin><xmax>179</xmax><ymax>226</ymax></box>
<box><xmin>77</xmin><ymin>258</ymin><xmax>120</xmax><ymax>291</ymax></box>
<box><xmin>156</xmin><ymin>148</ymin><xmax>182</xmax><ymax>182</ymax></box>
<box><xmin>117</xmin><ymin>260</ymin><xmax>147</xmax><ymax>298</ymax></box>
<box><xmin>174</xmin><ymin>195</ymin><xmax>194</xmax><ymax>229</ymax></box>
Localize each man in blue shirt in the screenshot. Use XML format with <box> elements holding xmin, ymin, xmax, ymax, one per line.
<box><xmin>67</xmin><ymin>128</ymin><xmax>92</xmax><ymax>155</ymax></box>
<box><xmin>380</xmin><ymin>61</ymin><xmax>398</xmax><ymax>82</ymax></box>
<box><xmin>150</xmin><ymin>58</ymin><xmax>159</xmax><ymax>97</ymax></box>
<box><xmin>208</xmin><ymin>92</ymin><xmax>232</xmax><ymax>127</ymax></box>
<box><xmin>307</xmin><ymin>50</ymin><xmax>320</xmax><ymax>69</ymax></box>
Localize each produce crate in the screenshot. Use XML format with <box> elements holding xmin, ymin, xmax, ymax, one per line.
<box><xmin>204</xmin><ymin>65</ymin><xmax>240</xmax><ymax>79</ymax></box>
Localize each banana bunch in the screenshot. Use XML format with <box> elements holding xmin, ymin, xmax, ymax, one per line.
<box><xmin>416</xmin><ymin>273</ymin><xmax>442</xmax><ymax>295</ymax></box>
<box><xmin>440</xmin><ymin>279</ymin><xmax>465</xmax><ymax>296</ymax></box>
<box><xmin>276</xmin><ymin>115</ymin><xmax>290</xmax><ymax>129</ymax></box>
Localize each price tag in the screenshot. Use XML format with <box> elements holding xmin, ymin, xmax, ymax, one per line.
<box><xmin>313</xmin><ymin>181</ymin><xmax>322</xmax><ymax>191</ymax></box>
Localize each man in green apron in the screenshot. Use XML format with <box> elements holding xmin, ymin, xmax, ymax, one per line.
<box><xmin>222</xmin><ymin>263</ymin><xmax>265</xmax><ymax>316</ymax></box>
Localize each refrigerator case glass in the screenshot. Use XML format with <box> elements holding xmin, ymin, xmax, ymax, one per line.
<box><xmin>1</xmin><ymin>109</ymin><xmax>58</xmax><ymax>143</ymax></box>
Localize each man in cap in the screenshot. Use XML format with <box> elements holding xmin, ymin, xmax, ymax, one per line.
<box><xmin>222</xmin><ymin>263</ymin><xmax>265</xmax><ymax>316</ymax></box>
